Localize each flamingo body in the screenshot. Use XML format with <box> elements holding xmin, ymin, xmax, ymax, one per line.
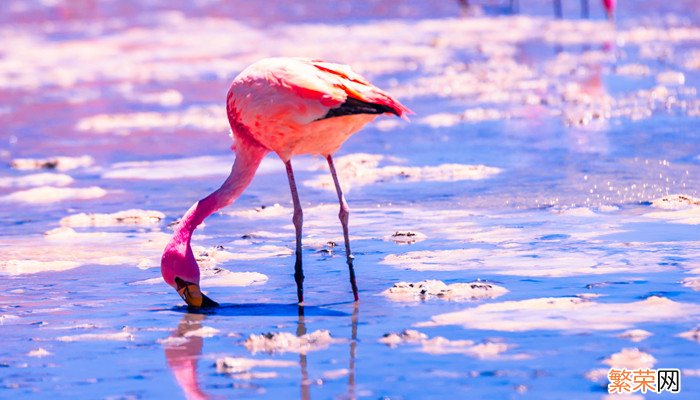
<box><xmin>161</xmin><ymin>57</ymin><xmax>410</xmax><ymax>307</ymax></box>
<box><xmin>602</xmin><ymin>0</ymin><xmax>615</xmax><ymax>19</ymax></box>
<box><xmin>228</xmin><ymin>58</ymin><xmax>409</xmax><ymax>160</ymax></box>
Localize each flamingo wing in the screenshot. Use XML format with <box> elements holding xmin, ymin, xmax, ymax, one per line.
<box><xmin>308</xmin><ymin>59</ymin><xmax>412</xmax><ymax>120</ymax></box>
<box><xmin>276</xmin><ymin>58</ymin><xmax>412</xmax><ymax>121</ymax></box>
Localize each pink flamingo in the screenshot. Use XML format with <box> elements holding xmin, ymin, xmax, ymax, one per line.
<box><xmin>161</xmin><ymin>57</ymin><xmax>411</xmax><ymax>307</ymax></box>
<box><xmin>499</xmin><ymin>0</ymin><xmax>615</xmax><ymax>19</ymax></box>
<box><xmin>552</xmin><ymin>0</ymin><xmax>616</xmax><ymax>19</ymax></box>
<box><xmin>601</xmin><ymin>0</ymin><xmax>615</xmax><ymax>19</ymax></box>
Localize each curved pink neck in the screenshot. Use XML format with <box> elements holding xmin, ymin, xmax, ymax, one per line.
<box><xmin>161</xmin><ymin>139</ymin><xmax>268</xmax><ymax>287</ymax></box>
<box><xmin>179</xmin><ymin>145</ymin><xmax>265</xmax><ymax>234</ymax></box>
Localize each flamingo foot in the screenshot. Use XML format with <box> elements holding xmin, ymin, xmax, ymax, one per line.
<box><xmin>175</xmin><ymin>277</ymin><xmax>220</xmax><ymax>308</ymax></box>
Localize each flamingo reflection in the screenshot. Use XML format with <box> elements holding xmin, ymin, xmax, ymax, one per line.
<box><xmin>164</xmin><ymin>305</ymin><xmax>359</xmax><ymax>399</ymax></box>
<box><xmin>348</xmin><ymin>303</ymin><xmax>359</xmax><ymax>400</ymax></box>
<box><xmin>295</xmin><ymin>304</ymin><xmax>359</xmax><ymax>400</ymax></box>
<box><xmin>297</xmin><ymin>306</ymin><xmax>311</xmax><ymax>400</ymax></box>
<box><xmin>164</xmin><ymin>313</ymin><xmax>210</xmax><ymax>400</ymax></box>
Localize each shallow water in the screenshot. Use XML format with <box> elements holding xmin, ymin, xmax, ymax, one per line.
<box><xmin>1</xmin><ymin>0</ymin><xmax>700</xmax><ymax>399</ymax></box>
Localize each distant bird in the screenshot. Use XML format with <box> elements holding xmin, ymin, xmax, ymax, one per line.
<box><xmin>488</xmin><ymin>0</ymin><xmax>615</xmax><ymax>19</ymax></box>
<box><xmin>161</xmin><ymin>58</ymin><xmax>411</xmax><ymax>307</ymax></box>
<box><xmin>601</xmin><ymin>0</ymin><xmax>615</xmax><ymax>20</ymax></box>
<box><xmin>551</xmin><ymin>0</ymin><xmax>616</xmax><ymax>19</ymax></box>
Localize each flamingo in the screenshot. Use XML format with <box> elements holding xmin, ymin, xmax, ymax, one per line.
<box><xmin>160</xmin><ymin>57</ymin><xmax>412</xmax><ymax>308</ymax></box>
<box><xmin>492</xmin><ymin>0</ymin><xmax>615</xmax><ymax>19</ymax></box>
<box><xmin>552</xmin><ymin>0</ymin><xmax>616</xmax><ymax>19</ymax></box>
<box><xmin>601</xmin><ymin>0</ymin><xmax>615</xmax><ymax>20</ymax></box>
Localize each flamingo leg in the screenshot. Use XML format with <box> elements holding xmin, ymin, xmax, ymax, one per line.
<box><xmin>581</xmin><ymin>0</ymin><xmax>590</xmax><ymax>18</ymax></box>
<box><xmin>285</xmin><ymin>160</ymin><xmax>305</xmax><ymax>304</ymax></box>
<box><xmin>553</xmin><ymin>0</ymin><xmax>563</xmax><ymax>18</ymax></box>
<box><xmin>326</xmin><ymin>155</ymin><xmax>359</xmax><ymax>301</ymax></box>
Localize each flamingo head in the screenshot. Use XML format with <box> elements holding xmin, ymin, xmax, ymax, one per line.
<box><xmin>162</xmin><ymin>240</ymin><xmax>219</xmax><ymax>308</ymax></box>
<box><xmin>175</xmin><ymin>277</ymin><xmax>219</xmax><ymax>308</ymax></box>
<box><xmin>602</xmin><ymin>0</ymin><xmax>615</xmax><ymax>20</ymax></box>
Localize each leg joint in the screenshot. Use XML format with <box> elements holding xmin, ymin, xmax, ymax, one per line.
<box><xmin>338</xmin><ymin>207</ymin><xmax>349</xmax><ymax>223</ymax></box>
<box><xmin>293</xmin><ymin>209</ymin><xmax>303</xmax><ymax>227</ymax></box>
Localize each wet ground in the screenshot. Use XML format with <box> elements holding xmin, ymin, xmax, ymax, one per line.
<box><xmin>1</xmin><ymin>0</ymin><xmax>700</xmax><ymax>399</ymax></box>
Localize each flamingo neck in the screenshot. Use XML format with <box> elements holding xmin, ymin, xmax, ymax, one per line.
<box><xmin>162</xmin><ymin>139</ymin><xmax>268</xmax><ymax>287</ymax></box>
<box><xmin>180</xmin><ymin>143</ymin><xmax>266</xmax><ymax>237</ymax></box>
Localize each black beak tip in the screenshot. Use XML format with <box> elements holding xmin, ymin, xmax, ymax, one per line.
<box><xmin>200</xmin><ymin>294</ymin><xmax>220</xmax><ymax>308</ymax></box>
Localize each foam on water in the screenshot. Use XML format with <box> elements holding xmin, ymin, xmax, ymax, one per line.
<box><xmin>417</xmin><ymin>296</ymin><xmax>700</xmax><ymax>331</ymax></box>
<box><xmin>0</xmin><ymin>186</ymin><xmax>107</xmax><ymax>204</ymax></box>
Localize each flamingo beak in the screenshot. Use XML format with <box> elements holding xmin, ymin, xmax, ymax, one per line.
<box><xmin>175</xmin><ymin>278</ymin><xmax>219</xmax><ymax>308</ymax></box>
